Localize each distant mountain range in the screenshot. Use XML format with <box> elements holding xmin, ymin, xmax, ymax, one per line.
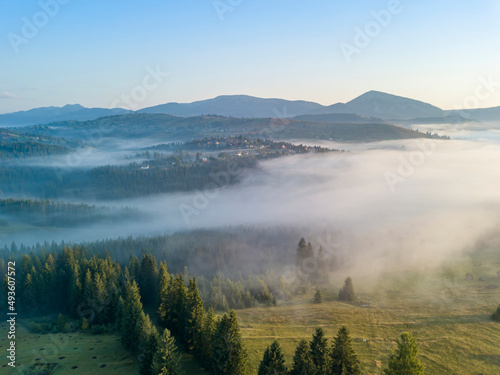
<box><xmin>1</xmin><ymin>91</ymin><xmax>499</xmax><ymax>127</ymax></box>
<box><xmin>0</xmin><ymin>104</ymin><xmax>131</xmax><ymax>126</ymax></box>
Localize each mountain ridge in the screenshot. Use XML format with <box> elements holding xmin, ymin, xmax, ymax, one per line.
<box><xmin>2</xmin><ymin>91</ymin><xmax>499</xmax><ymax>126</ymax></box>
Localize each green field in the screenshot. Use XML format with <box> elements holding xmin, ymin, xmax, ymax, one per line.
<box><xmin>237</xmin><ymin>273</ymin><xmax>500</xmax><ymax>375</ymax></box>
<box><xmin>2</xmin><ymin>251</ymin><xmax>499</xmax><ymax>375</ymax></box>
<box><xmin>0</xmin><ymin>322</ymin><xmax>211</xmax><ymax>375</ymax></box>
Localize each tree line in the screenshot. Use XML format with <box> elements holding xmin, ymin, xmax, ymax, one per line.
<box><xmin>258</xmin><ymin>328</ymin><xmax>424</xmax><ymax>375</ymax></box>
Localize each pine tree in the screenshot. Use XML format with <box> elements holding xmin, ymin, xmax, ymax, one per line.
<box><xmin>139</xmin><ymin>253</ymin><xmax>158</xmax><ymax>305</ymax></box>
<box><xmin>492</xmin><ymin>305</ymin><xmax>500</xmax><ymax>321</ymax></box>
<box><xmin>81</xmin><ymin>317</ymin><xmax>89</xmax><ymax>331</ymax></box>
<box><xmin>384</xmin><ymin>332</ymin><xmax>425</xmax><ymax>375</ymax></box>
<box><xmin>329</xmin><ymin>326</ymin><xmax>361</xmax><ymax>375</ymax></box>
<box><xmin>296</xmin><ymin>238</ymin><xmax>308</xmax><ymax>269</ymax></box>
<box><xmin>338</xmin><ymin>277</ymin><xmax>355</xmax><ymax>302</ymax></box>
<box><xmin>290</xmin><ymin>339</ymin><xmax>314</xmax><ymax>375</ymax></box>
<box><xmin>139</xmin><ymin>321</ymin><xmax>160</xmax><ymax>375</ymax></box>
<box><xmin>157</xmin><ymin>262</ymin><xmax>171</xmax><ymax>326</ymax></box>
<box><xmin>258</xmin><ymin>340</ymin><xmax>288</xmax><ymax>375</ymax></box>
<box><xmin>120</xmin><ymin>281</ymin><xmax>144</xmax><ymax>353</ymax></box>
<box><xmin>153</xmin><ymin>328</ymin><xmax>184</xmax><ymax>375</ymax></box>
<box><xmin>313</xmin><ymin>289</ymin><xmax>322</xmax><ymax>304</ymax></box>
<box><xmin>201</xmin><ymin>308</ymin><xmax>216</xmax><ymax>367</ymax></box>
<box><xmin>185</xmin><ymin>277</ymin><xmax>205</xmax><ymax>353</ymax></box>
<box><xmin>211</xmin><ymin>310</ymin><xmax>248</xmax><ymax>375</ymax></box>
<box><xmin>310</xmin><ymin>328</ymin><xmax>328</xmax><ymax>374</ymax></box>
<box><xmin>171</xmin><ymin>274</ymin><xmax>187</xmax><ymax>337</ymax></box>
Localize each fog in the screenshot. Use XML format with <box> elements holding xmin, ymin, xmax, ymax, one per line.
<box><xmin>4</xmin><ymin>128</ymin><xmax>500</xmax><ymax>283</ymax></box>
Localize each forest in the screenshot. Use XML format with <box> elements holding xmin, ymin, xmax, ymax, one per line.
<box><xmin>1</xmin><ymin>236</ymin><xmax>428</xmax><ymax>374</ymax></box>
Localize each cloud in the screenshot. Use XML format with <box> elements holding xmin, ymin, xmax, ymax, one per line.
<box><xmin>0</xmin><ymin>91</ymin><xmax>18</xmax><ymax>99</ymax></box>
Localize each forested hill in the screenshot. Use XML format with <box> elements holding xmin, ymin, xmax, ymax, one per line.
<box><xmin>0</xmin><ymin>198</ymin><xmax>142</xmax><ymax>227</ymax></box>
<box><xmin>0</xmin><ymin>128</ymin><xmax>76</xmax><ymax>158</ymax></box>
<box><xmin>22</xmin><ymin>113</ymin><xmax>443</xmax><ymax>143</ymax></box>
<box><xmin>0</xmin><ymin>141</ymin><xmax>69</xmax><ymax>159</ymax></box>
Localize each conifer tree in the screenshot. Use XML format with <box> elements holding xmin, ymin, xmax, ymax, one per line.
<box><xmin>310</xmin><ymin>328</ymin><xmax>328</xmax><ymax>374</ymax></box>
<box><xmin>185</xmin><ymin>277</ymin><xmax>205</xmax><ymax>353</ymax></box>
<box><xmin>120</xmin><ymin>281</ymin><xmax>144</xmax><ymax>353</ymax></box>
<box><xmin>157</xmin><ymin>262</ymin><xmax>171</xmax><ymax>326</ymax></box>
<box><xmin>139</xmin><ymin>253</ymin><xmax>158</xmax><ymax>305</ymax></box>
<box><xmin>201</xmin><ymin>308</ymin><xmax>217</xmax><ymax>367</ymax></box>
<box><xmin>491</xmin><ymin>305</ymin><xmax>500</xmax><ymax>321</ymax></box>
<box><xmin>258</xmin><ymin>340</ymin><xmax>288</xmax><ymax>375</ymax></box>
<box><xmin>211</xmin><ymin>310</ymin><xmax>248</xmax><ymax>375</ymax></box>
<box><xmin>313</xmin><ymin>289</ymin><xmax>322</xmax><ymax>304</ymax></box>
<box><xmin>153</xmin><ymin>328</ymin><xmax>184</xmax><ymax>375</ymax></box>
<box><xmin>329</xmin><ymin>326</ymin><xmax>361</xmax><ymax>375</ymax></box>
<box><xmin>384</xmin><ymin>332</ymin><xmax>425</xmax><ymax>375</ymax></box>
<box><xmin>290</xmin><ymin>339</ymin><xmax>314</xmax><ymax>375</ymax></box>
<box><xmin>338</xmin><ymin>277</ymin><xmax>355</xmax><ymax>302</ymax></box>
<box><xmin>139</xmin><ymin>318</ymin><xmax>160</xmax><ymax>375</ymax></box>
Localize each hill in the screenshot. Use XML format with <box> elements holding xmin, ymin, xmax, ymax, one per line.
<box><xmin>0</xmin><ymin>104</ymin><xmax>131</xmax><ymax>127</ymax></box>
<box><xmin>23</xmin><ymin>113</ymin><xmax>437</xmax><ymax>143</ymax></box>
<box><xmin>310</xmin><ymin>91</ymin><xmax>445</xmax><ymax>120</ymax></box>
<box><xmin>139</xmin><ymin>94</ymin><xmax>324</xmax><ymax>118</ymax></box>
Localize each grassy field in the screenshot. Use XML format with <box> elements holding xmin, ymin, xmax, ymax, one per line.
<box><xmin>0</xmin><ymin>322</ymin><xmax>210</xmax><ymax>375</ymax></box>
<box><xmin>0</xmin><ymin>322</ymin><xmax>139</xmax><ymax>374</ymax></box>
<box><xmin>1</xmin><ymin>249</ymin><xmax>498</xmax><ymax>374</ymax></box>
<box><xmin>237</xmin><ymin>272</ymin><xmax>500</xmax><ymax>375</ymax></box>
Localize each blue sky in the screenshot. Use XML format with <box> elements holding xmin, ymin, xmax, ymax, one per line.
<box><xmin>1</xmin><ymin>0</ymin><xmax>499</xmax><ymax>113</ymax></box>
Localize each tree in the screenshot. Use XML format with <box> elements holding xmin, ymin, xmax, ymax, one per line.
<box><xmin>139</xmin><ymin>323</ymin><xmax>160</xmax><ymax>375</ymax></box>
<box><xmin>338</xmin><ymin>277</ymin><xmax>355</xmax><ymax>302</ymax></box>
<box><xmin>290</xmin><ymin>339</ymin><xmax>314</xmax><ymax>375</ymax></box>
<box><xmin>185</xmin><ymin>277</ymin><xmax>205</xmax><ymax>353</ymax></box>
<box><xmin>120</xmin><ymin>281</ymin><xmax>144</xmax><ymax>353</ymax></box>
<box><xmin>201</xmin><ymin>308</ymin><xmax>217</xmax><ymax>367</ymax></box>
<box><xmin>258</xmin><ymin>340</ymin><xmax>288</xmax><ymax>375</ymax></box>
<box><xmin>313</xmin><ymin>289</ymin><xmax>322</xmax><ymax>304</ymax></box>
<box><xmin>157</xmin><ymin>262</ymin><xmax>171</xmax><ymax>326</ymax></box>
<box><xmin>139</xmin><ymin>253</ymin><xmax>158</xmax><ymax>305</ymax></box>
<box><xmin>329</xmin><ymin>326</ymin><xmax>361</xmax><ymax>375</ymax></box>
<box><xmin>310</xmin><ymin>328</ymin><xmax>328</xmax><ymax>374</ymax></box>
<box><xmin>492</xmin><ymin>305</ymin><xmax>500</xmax><ymax>322</ymax></box>
<box><xmin>153</xmin><ymin>329</ymin><xmax>184</xmax><ymax>375</ymax></box>
<box><xmin>211</xmin><ymin>310</ymin><xmax>248</xmax><ymax>375</ymax></box>
<box><xmin>81</xmin><ymin>317</ymin><xmax>89</xmax><ymax>331</ymax></box>
<box><xmin>384</xmin><ymin>332</ymin><xmax>425</xmax><ymax>375</ymax></box>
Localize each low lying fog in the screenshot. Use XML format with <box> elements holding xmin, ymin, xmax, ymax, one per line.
<box><xmin>6</xmin><ymin>127</ymin><xmax>500</xmax><ymax>280</ymax></box>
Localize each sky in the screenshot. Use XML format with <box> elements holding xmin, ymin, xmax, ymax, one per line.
<box><xmin>0</xmin><ymin>0</ymin><xmax>499</xmax><ymax>114</ymax></box>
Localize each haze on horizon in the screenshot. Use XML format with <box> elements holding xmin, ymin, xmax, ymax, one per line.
<box><xmin>1</xmin><ymin>0</ymin><xmax>500</xmax><ymax>114</ymax></box>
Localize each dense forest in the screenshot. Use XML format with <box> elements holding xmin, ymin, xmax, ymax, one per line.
<box><xmin>0</xmin><ymin>198</ymin><xmax>141</xmax><ymax>227</ymax></box>
<box><xmin>1</xmin><ymin>237</ymin><xmax>426</xmax><ymax>374</ymax></box>
<box><xmin>0</xmin><ymin>141</ymin><xmax>70</xmax><ymax>159</ymax></box>
<box><xmin>0</xmin><ymin>138</ymin><xmax>333</xmax><ymax>200</ymax></box>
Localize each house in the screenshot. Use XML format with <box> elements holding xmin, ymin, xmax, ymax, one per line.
<box><xmin>140</xmin><ymin>165</ymin><xmax>149</xmax><ymax>170</ymax></box>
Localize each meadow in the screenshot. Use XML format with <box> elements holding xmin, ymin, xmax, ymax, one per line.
<box><xmin>2</xmin><ymin>247</ymin><xmax>499</xmax><ymax>375</ymax></box>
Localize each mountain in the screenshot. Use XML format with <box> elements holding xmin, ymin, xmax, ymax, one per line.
<box><xmin>2</xmin><ymin>92</ymin><xmax>498</xmax><ymax>127</ymax></box>
<box><xmin>309</xmin><ymin>91</ymin><xmax>444</xmax><ymax>120</ymax></box>
<box><xmin>444</xmin><ymin>106</ymin><xmax>500</xmax><ymax>123</ymax></box>
<box><xmin>0</xmin><ymin>104</ymin><xmax>132</xmax><ymax>127</ymax></box>
<box><xmin>138</xmin><ymin>95</ymin><xmax>325</xmax><ymax>118</ymax></box>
